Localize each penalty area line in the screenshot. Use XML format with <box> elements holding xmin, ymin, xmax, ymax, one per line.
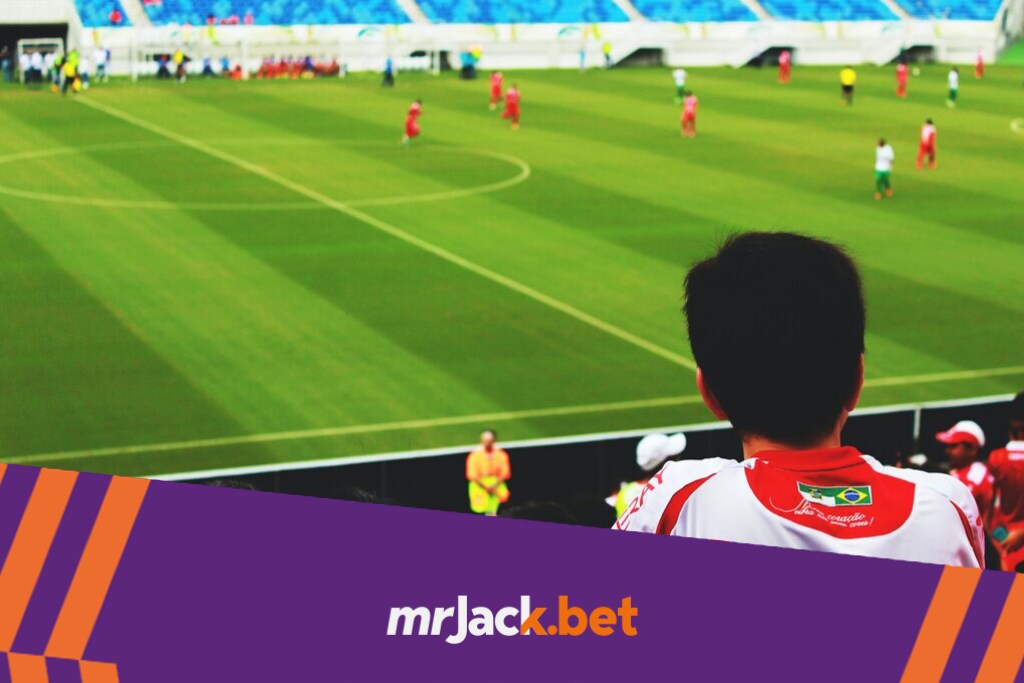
<box><xmin>77</xmin><ymin>97</ymin><xmax>696</xmax><ymax>372</ymax></box>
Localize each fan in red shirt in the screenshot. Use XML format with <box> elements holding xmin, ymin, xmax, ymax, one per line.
<box><xmin>916</xmin><ymin>118</ymin><xmax>936</xmax><ymax>170</ymax></box>
<box><xmin>502</xmin><ymin>85</ymin><xmax>520</xmax><ymax>130</ymax></box>
<box><xmin>936</xmin><ymin>421</ymin><xmax>994</xmax><ymax>528</ymax></box>
<box><xmin>895</xmin><ymin>61</ymin><xmax>909</xmax><ymax>98</ymax></box>
<box><xmin>778</xmin><ymin>50</ymin><xmax>791</xmax><ymax>84</ymax></box>
<box><xmin>987</xmin><ymin>392</ymin><xmax>1024</xmax><ymax>572</ymax></box>
<box><xmin>488</xmin><ymin>71</ymin><xmax>503</xmax><ymax>111</ymax></box>
<box><xmin>402</xmin><ymin>99</ymin><xmax>422</xmax><ymax>146</ymax></box>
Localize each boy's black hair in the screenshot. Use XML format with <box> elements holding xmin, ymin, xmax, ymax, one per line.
<box><xmin>684</xmin><ymin>232</ymin><xmax>865</xmax><ymax>445</ymax></box>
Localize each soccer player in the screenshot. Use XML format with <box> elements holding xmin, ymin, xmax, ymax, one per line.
<box><xmin>94</xmin><ymin>46</ymin><xmax>108</xmax><ymax>82</ymax></box>
<box><xmin>936</xmin><ymin>421</ymin><xmax>994</xmax><ymax>530</ymax></box>
<box><xmin>778</xmin><ymin>49</ymin><xmax>791</xmax><ymax>84</ymax></box>
<box><xmin>947</xmin><ymin>67</ymin><xmax>959</xmax><ymax>107</ymax></box>
<box><xmin>60</xmin><ymin>53</ymin><xmax>77</xmax><ymax>95</ymax></box>
<box><xmin>382</xmin><ymin>56</ymin><xmax>394</xmax><ymax>87</ymax></box>
<box><xmin>840</xmin><ymin>65</ymin><xmax>856</xmax><ymax>105</ymax></box>
<box><xmin>985</xmin><ymin>392</ymin><xmax>1024</xmax><ymax>571</ymax></box>
<box><xmin>975</xmin><ymin>51</ymin><xmax>984</xmax><ymax>79</ymax></box>
<box><xmin>466</xmin><ymin>429</ymin><xmax>511</xmax><ymax>516</ymax></box>
<box><xmin>488</xmin><ymin>70</ymin><xmax>503</xmax><ymax>110</ymax></box>
<box><xmin>401</xmin><ymin>99</ymin><xmax>421</xmax><ymax>146</ymax></box>
<box><xmin>673</xmin><ymin>67</ymin><xmax>687</xmax><ymax>103</ymax></box>
<box><xmin>615</xmin><ymin>232</ymin><xmax>983</xmax><ymax>567</ymax></box>
<box><xmin>874</xmin><ymin>138</ymin><xmax>894</xmax><ymax>200</ymax></box>
<box><xmin>895</xmin><ymin>60</ymin><xmax>909</xmax><ymax>98</ymax></box>
<box><xmin>502</xmin><ymin>84</ymin><xmax>521</xmax><ymax>130</ymax></box>
<box><xmin>611</xmin><ymin>433</ymin><xmax>687</xmax><ymax>518</ymax></box>
<box><xmin>916</xmin><ymin>118</ymin><xmax>937</xmax><ymax>170</ymax></box>
<box><xmin>681</xmin><ymin>91</ymin><xmax>698</xmax><ymax>138</ymax></box>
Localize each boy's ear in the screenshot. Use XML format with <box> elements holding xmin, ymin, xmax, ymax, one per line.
<box><xmin>696</xmin><ymin>368</ymin><xmax>728</xmax><ymax>421</ymax></box>
<box><xmin>844</xmin><ymin>354</ymin><xmax>865</xmax><ymax>413</ymax></box>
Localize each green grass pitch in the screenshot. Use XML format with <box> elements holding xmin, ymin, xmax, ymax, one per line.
<box><xmin>0</xmin><ymin>64</ymin><xmax>1022</xmax><ymax>477</ymax></box>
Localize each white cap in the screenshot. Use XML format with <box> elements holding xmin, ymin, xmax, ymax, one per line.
<box><xmin>636</xmin><ymin>433</ymin><xmax>687</xmax><ymax>472</ymax></box>
<box><xmin>935</xmin><ymin>420</ymin><xmax>986</xmax><ymax>448</ymax></box>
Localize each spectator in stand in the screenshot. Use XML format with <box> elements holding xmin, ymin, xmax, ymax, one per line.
<box><xmin>109</xmin><ymin>5</ymin><xmax>123</xmax><ymax>25</ymax></box>
<box><xmin>609</xmin><ymin>433</ymin><xmax>687</xmax><ymax>518</ymax></box>
<box><xmin>207</xmin><ymin>13</ymin><xmax>216</xmax><ymax>26</ymax></box>
<box><xmin>615</xmin><ymin>232</ymin><xmax>983</xmax><ymax>567</ymax></box>
<box><xmin>936</xmin><ymin>421</ymin><xmax>993</xmax><ymax>528</ymax></box>
<box><xmin>245</xmin><ymin>11</ymin><xmax>255</xmax><ymax>25</ymax></box>
<box><xmin>986</xmin><ymin>392</ymin><xmax>1024</xmax><ymax>572</ymax></box>
<box><xmin>466</xmin><ymin>429</ymin><xmax>511</xmax><ymax>516</ymax></box>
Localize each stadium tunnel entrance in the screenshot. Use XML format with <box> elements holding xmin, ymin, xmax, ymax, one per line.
<box><xmin>0</xmin><ymin>22</ymin><xmax>68</xmax><ymax>64</ymax></box>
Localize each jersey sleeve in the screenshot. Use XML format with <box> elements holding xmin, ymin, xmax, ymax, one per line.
<box><xmin>862</xmin><ymin>455</ymin><xmax>985</xmax><ymax>559</ymax></box>
<box><xmin>465</xmin><ymin>452</ymin><xmax>478</xmax><ymax>481</ymax></box>
<box><xmin>614</xmin><ymin>458</ymin><xmax>736</xmax><ymax>533</ymax></box>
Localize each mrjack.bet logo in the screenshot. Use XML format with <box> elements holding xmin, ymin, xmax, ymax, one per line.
<box><xmin>387</xmin><ymin>596</ymin><xmax>638</xmax><ymax>644</ymax></box>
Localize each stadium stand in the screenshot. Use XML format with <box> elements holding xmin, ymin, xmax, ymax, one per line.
<box><xmin>76</xmin><ymin>0</ymin><xmax>132</xmax><ymax>26</ymax></box>
<box><xmin>759</xmin><ymin>0</ymin><xmax>897</xmax><ymax>20</ymax></box>
<box><xmin>893</xmin><ymin>0</ymin><xmax>1004</xmax><ymax>19</ymax></box>
<box><xmin>417</xmin><ymin>0</ymin><xmax>628</xmax><ymax>24</ymax></box>
<box><xmin>631</xmin><ymin>0</ymin><xmax>756</xmax><ymax>22</ymax></box>
<box><xmin>135</xmin><ymin>0</ymin><xmax>409</xmax><ymax>25</ymax></box>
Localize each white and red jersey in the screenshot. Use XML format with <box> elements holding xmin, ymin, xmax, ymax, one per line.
<box><xmin>779</xmin><ymin>50</ymin><xmax>790</xmax><ymax>67</ymax></box>
<box><xmin>615</xmin><ymin>446</ymin><xmax>982</xmax><ymax>567</ymax></box>
<box><xmin>951</xmin><ymin>461</ymin><xmax>994</xmax><ymax>528</ymax></box>
<box><xmin>490</xmin><ymin>72</ymin><xmax>503</xmax><ymax>92</ymax></box>
<box><xmin>920</xmin><ymin>124</ymin><xmax>936</xmax><ymax>147</ymax></box>
<box><xmin>896</xmin><ymin>63</ymin><xmax>908</xmax><ymax>82</ymax></box>
<box><xmin>407</xmin><ymin>101</ymin><xmax>422</xmax><ymax>119</ymax></box>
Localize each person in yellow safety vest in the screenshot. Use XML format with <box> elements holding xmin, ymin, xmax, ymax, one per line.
<box><xmin>610</xmin><ymin>433</ymin><xmax>687</xmax><ymax>518</ymax></box>
<box><xmin>466</xmin><ymin>429</ymin><xmax>511</xmax><ymax>516</ymax></box>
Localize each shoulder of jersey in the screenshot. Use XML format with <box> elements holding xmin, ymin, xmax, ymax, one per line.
<box><xmin>614</xmin><ymin>458</ymin><xmax>739</xmax><ymax>532</ymax></box>
<box><xmin>860</xmin><ymin>454</ymin><xmax>979</xmax><ymax>515</ymax></box>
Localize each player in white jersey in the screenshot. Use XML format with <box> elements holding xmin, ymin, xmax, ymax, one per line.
<box><xmin>615</xmin><ymin>232</ymin><xmax>982</xmax><ymax>567</ymax></box>
<box><xmin>947</xmin><ymin>67</ymin><xmax>959</xmax><ymax>107</ymax></box>
<box><xmin>673</xmin><ymin>68</ymin><xmax>687</xmax><ymax>103</ymax></box>
<box><xmin>874</xmin><ymin>138</ymin><xmax>894</xmax><ymax>200</ymax></box>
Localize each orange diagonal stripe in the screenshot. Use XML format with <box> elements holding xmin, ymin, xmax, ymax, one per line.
<box><xmin>900</xmin><ymin>565</ymin><xmax>981</xmax><ymax>683</ymax></box>
<box><xmin>973</xmin><ymin>574</ymin><xmax>1024</xmax><ymax>683</ymax></box>
<box><xmin>0</xmin><ymin>463</ymin><xmax>8</xmax><ymax>485</ymax></box>
<box><xmin>7</xmin><ymin>652</ymin><xmax>49</xmax><ymax>683</ymax></box>
<box><xmin>79</xmin><ymin>660</ymin><xmax>120</xmax><ymax>683</ymax></box>
<box><xmin>45</xmin><ymin>476</ymin><xmax>149</xmax><ymax>660</ymax></box>
<box><xmin>0</xmin><ymin>468</ymin><xmax>78</xmax><ymax>650</ymax></box>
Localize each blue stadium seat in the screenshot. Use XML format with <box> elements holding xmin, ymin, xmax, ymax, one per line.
<box><xmin>760</xmin><ymin>0</ymin><xmax>896</xmax><ymax>20</ymax></box>
<box><xmin>893</xmin><ymin>0</ymin><xmax>1002</xmax><ymax>19</ymax></box>
<box><xmin>127</xmin><ymin>0</ymin><xmax>408</xmax><ymax>25</ymax></box>
<box><xmin>418</xmin><ymin>0</ymin><xmax>628</xmax><ymax>23</ymax></box>
<box><xmin>76</xmin><ymin>1</ymin><xmax>132</xmax><ymax>26</ymax></box>
<box><xmin>632</xmin><ymin>0</ymin><xmax>756</xmax><ymax>21</ymax></box>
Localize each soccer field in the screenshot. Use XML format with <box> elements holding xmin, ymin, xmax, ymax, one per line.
<box><xmin>1</xmin><ymin>64</ymin><xmax>1023</xmax><ymax>477</ymax></box>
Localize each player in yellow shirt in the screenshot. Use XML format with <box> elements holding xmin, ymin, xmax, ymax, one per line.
<box><xmin>465</xmin><ymin>429</ymin><xmax>511</xmax><ymax>516</ymax></box>
<box><xmin>61</xmin><ymin>55</ymin><xmax>78</xmax><ymax>95</ymax></box>
<box><xmin>840</xmin><ymin>66</ymin><xmax>856</xmax><ymax>106</ymax></box>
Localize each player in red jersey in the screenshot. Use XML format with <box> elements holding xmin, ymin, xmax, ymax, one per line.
<box><xmin>916</xmin><ymin>118</ymin><xmax>936</xmax><ymax>170</ymax></box>
<box><xmin>402</xmin><ymin>99</ymin><xmax>422</xmax><ymax>146</ymax></box>
<box><xmin>778</xmin><ymin>50</ymin><xmax>791</xmax><ymax>84</ymax></box>
<box><xmin>488</xmin><ymin>71</ymin><xmax>503</xmax><ymax>110</ymax></box>
<box><xmin>975</xmin><ymin>51</ymin><xmax>984</xmax><ymax>79</ymax></box>
<box><xmin>681</xmin><ymin>91</ymin><xmax>698</xmax><ymax>138</ymax></box>
<box><xmin>987</xmin><ymin>392</ymin><xmax>1024</xmax><ymax>571</ymax></box>
<box><xmin>895</xmin><ymin>60</ymin><xmax>909</xmax><ymax>98</ymax></box>
<box><xmin>502</xmin><ymin>85</ymin><xmax>520</xmax><ymax>130</ymax></box>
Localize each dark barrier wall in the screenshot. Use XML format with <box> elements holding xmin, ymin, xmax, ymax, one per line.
<box><xmin>180</xmin><ymin>396</ymin><xmax>1016</xmax><ymax>524</ymax></box>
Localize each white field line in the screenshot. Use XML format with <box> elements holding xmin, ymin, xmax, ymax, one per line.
<box><xmin>155</xmin><ymin>392</ymin><xmax>1016</xmax><ymax>482</ymax></box>
<box><xmin>78</xmin><ymin>97</ymin><xmax>697</xmax><ymax>371</ymax></box>
<box><xmin>5</xmin><ymin>395</ymin><xmax>707</xmax><ymax>465</ymax></box>
<box><xmin>8</xmin><ymin>365</ymin><xmax>1024</xmax><ymax>467</ymax></box>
